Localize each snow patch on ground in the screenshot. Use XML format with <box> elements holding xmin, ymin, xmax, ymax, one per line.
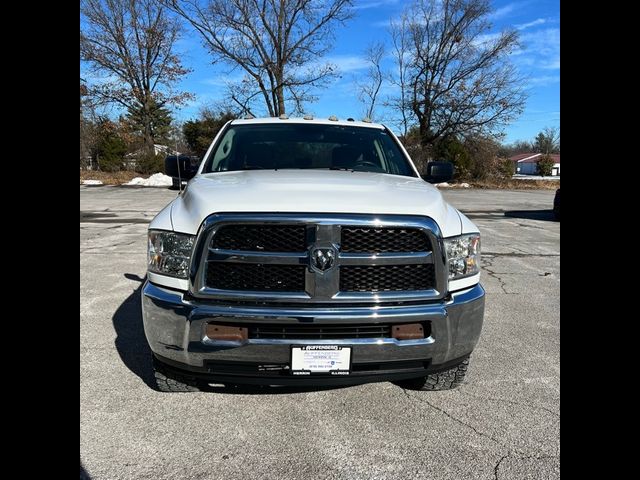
<box><xmin>82</xmin><ymin>180</ymin><xmax>104</xmax><ymax>185</ymax></box>
<box><xmin>512</xmin><ymin>174</ymin><xmax>560</xmax><ymax>180</ymax></box>
<box><xmin>124</xmin><ymin>173</ymin><xmax>173</xmax><ymax>187</ymax></box>
<box><xmin>435</xmin><ymin>182</ymin><xmax>470</xmax><ymax>188</ymax></box>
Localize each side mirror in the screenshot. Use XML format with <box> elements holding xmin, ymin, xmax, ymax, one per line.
<box><xmin>423</xmin><ymin>161</ymin><xmax>454</xmax><ymax>184</ymax></box>
<box><xmin>165</xmin><ymin>155</ymin><xmax>199</xmax><ymax>180</ymax></box>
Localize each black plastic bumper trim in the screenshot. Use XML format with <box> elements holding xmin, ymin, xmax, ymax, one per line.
<box><xmin>152</xmin><ymin>352</ymin><xmax>470</xmax><ymax>387</ymax></box>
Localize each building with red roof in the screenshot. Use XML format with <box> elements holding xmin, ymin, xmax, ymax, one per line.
<box><xmin>509</xmin><ymin>153</ymin><xmax>560</xmax><ymax>176</ymax></box>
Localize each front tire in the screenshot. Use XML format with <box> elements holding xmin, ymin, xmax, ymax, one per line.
<box><xmin>395</xmin><ymin>359</ymin><xmax>469</xmax><ymax>391</ymax></box>
<box><xmin>153</xmin><ymin>359</ymin><xmax>200</xmax><ymax>392</ymax></box>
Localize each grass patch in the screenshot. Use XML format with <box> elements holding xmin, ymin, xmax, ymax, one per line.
<box><xmin>80</xmin><ymin>170</ymin><xmax>147</xmax><ymax>185</ymax></box>
<box><xmin>465</xmin><ymin>178</ymin><xmax>559</xmax><ymax>190</ymax></box>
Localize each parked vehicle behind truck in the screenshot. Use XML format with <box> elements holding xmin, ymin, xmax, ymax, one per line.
<box><xmin>143</xmin><ymin>117</ymin><xmax>484</xmax><ymax>392</ymax></box>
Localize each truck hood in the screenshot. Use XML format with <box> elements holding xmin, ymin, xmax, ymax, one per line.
<box><xmin>167</xmin><ymin>170</ymin><xmax>463</xmax><ymax>237</ymax></box>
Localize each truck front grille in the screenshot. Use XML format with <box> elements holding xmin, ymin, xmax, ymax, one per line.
<box><xmin>340</xmin><ymin>264</ymin><xmax>436</xmax><ymax>292</ymax></box>
<box><xmin>197</xmin><ymin>214</ymin><xmax>444</xmax><ymax>303</ymax></box>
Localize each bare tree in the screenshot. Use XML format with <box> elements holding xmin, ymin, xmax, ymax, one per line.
<box><xmin>392</xmin><ymin>0</ymin><xmax>527</xmax><ymax>147</ymax></box>
<box><xmin>534</xmin><ymin>126</ymin><xmax>560</xmax><ymax>154</ymax></box>
<box><xmin>387</xmin><ymin>13</ymin><xmax>412</xmax><ymax>138</ymax></box>
<box><xmin>501</xmin><ymin>139</ymin><xmax>533</xmax><ymax>156</ymax></box>
<box><xmin>80</xmin><ymin>78</ymin><xmax>101</xmax><ymax>169</ymax></box>
<box><xmin>80</xmin><ymin>80</ymin><xmax>90</xmax><ymax>168</ymax></box>
<box><xmin>224</xmin><ymin>76</ymin><xmax>263</xmax><ymax>117</ymax></box>
<box><xmin>356</xmin><ymin>42</ymin><xmax>385</xmax><ymax>121</ymax></box>
<box><xmin>80</xmin><ymin>0</ymin><xmax>191</xmax><ymax>155</ymax></box>
<box><xmin>162</xmin><ymin>0</ymin><xmax>354</xmax><ymax>117</ymax></box>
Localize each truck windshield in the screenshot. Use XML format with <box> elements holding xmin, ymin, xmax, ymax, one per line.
<box><xmin>202</xmin><ymin>123</ymin><xmax>417</xmax><ymax>177</ymax></box>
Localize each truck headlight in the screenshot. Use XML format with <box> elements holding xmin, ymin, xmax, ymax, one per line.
<box><xmin>148</xmin><ymin>230</ymin><xmax>195</xmax><ymax>278</ymax></box>
<box><xmin>444</xmin><ymin>233</ymin><xmax>480</xmax><ymax>279</ymax></box>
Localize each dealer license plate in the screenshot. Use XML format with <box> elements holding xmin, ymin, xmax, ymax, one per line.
<box><xmin>290</xmin><ymin>346</ymin><xmax>351</xmax><ymax>375</ymax></box>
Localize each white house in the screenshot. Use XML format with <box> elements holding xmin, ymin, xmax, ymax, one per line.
<box><xmin>510</xmin><ymin>153</ymin><xmax>560</xmax><ymax>176</ymax></box>
<box><xmin>124</xmin><ymin>144</ymin><xmax>179</xmax><ymax>169</ymax></box>
<box><xmin>153</xmin><ymin>144</ymin><xmax>177</xmax><ymax>156</ymax></box>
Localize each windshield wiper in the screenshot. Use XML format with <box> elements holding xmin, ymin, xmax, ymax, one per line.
<box><xmin>328</xmin><ymin>166</ymin><xmax>354</xmax><ymax>172</ymax></box>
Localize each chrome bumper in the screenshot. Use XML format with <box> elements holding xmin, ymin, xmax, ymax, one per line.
<box><xmin>142</xmin><ymin>281</ymin><xmax>485</xmax><ymax>373</ymax></box>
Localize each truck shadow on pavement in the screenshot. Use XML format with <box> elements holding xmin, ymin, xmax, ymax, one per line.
<box><xmin>504</xmin><ymin>209</ymin><xmax>557</xmax><ymax>222</ymax></box>
<box><xmin>112</xmin><ymin>274</ymin><xmax>156</xmax><ymax>390</ymax></box>
<box><xmin>113</xmin><ymin>274</ymin><xmax>351</xmax><ymax>395</ymax></box>
<box><xmin>199</xmin><ymin>383</ymin><xmax>350</xmax><ymax>395</ymax></box>
<box><xmin>80</xmin><ymin>462</ymin><xmax>91</xmax><ymax>479</ymax></box>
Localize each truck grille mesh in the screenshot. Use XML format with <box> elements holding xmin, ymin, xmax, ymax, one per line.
<box><xmin>211</xmin><ymin>225</ymin><xmax>306</xmax><ymax>252</ymax></box>
<box><xmin>341</xmin><ymin>227</ymin><xmax>430</xmax><ymax>253</ymax></box>
<box><xmin>340</xmin><ymin>264</ymin><xmax>436</xmax><ymax>292</ymax></box>
<box><xmin>206</xmin><ymin>263</ymin><xmax>306</xmax><ymax>291</ymax></box>
<box><xmin>248</xmin><ymin>324</ymin><xmax>392</xmax><ymax>339</ymax></box>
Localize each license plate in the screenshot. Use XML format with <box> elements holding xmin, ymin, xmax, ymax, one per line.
<box><xmin>290</xmin><ymin>346</ymin><xmax>351</xmax><ymax>375</ymax></box>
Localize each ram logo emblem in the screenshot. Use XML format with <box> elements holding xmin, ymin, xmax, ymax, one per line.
<box><xmin>310</xmin><ymin>247</ymin><xmax>336</xmax><ymax>272</ymax></box>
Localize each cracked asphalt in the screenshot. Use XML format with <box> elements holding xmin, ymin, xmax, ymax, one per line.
<box><xmin>80</xmin><ymin>185</ymin><xmax>559</xmax><ymax>480</ymax></box>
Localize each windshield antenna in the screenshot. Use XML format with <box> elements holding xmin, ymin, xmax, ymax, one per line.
<box><xmin>175</xmin><ymin>136</ymin><xmax>183</xmax><ymax>194</ymax></box>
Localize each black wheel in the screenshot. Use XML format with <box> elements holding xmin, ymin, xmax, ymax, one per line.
<box><xmin>153</xmin><ymin>359</ymin><xmax>200</xmax><ymax>392</ymax></box>
<box><xmin>395</xmin><ymin>358</ymin><xmax>469</xmax><ymax>391</ymax></box>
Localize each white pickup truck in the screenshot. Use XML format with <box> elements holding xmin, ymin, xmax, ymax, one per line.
<box><xmin>143</xmin><ymin>117</ymin><xmax>484</xmax><ymax>392</ymax></box>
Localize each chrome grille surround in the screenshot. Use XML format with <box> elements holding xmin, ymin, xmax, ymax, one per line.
<box><xmin>190</xmin><ymin>213</ymin><xmax>447</xmax><ymax>305</ymax></box>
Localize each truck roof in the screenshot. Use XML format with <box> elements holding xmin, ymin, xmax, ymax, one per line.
<box><xmin>230</xmin><ymin>116</ymin><xmax>385</xmax><ymax>129</ymax></box>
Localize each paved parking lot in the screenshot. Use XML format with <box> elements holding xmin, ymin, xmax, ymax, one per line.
<box><xmin>80</xmin><ymin>185</ymin><xmax>559</xmax><ymax>480</ymax></box>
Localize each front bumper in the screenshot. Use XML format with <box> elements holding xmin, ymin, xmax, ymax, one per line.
<box><xmin>142</xmin><ymin>281</ymin><xmax>485</xmax><ymax>386</ymax></box>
